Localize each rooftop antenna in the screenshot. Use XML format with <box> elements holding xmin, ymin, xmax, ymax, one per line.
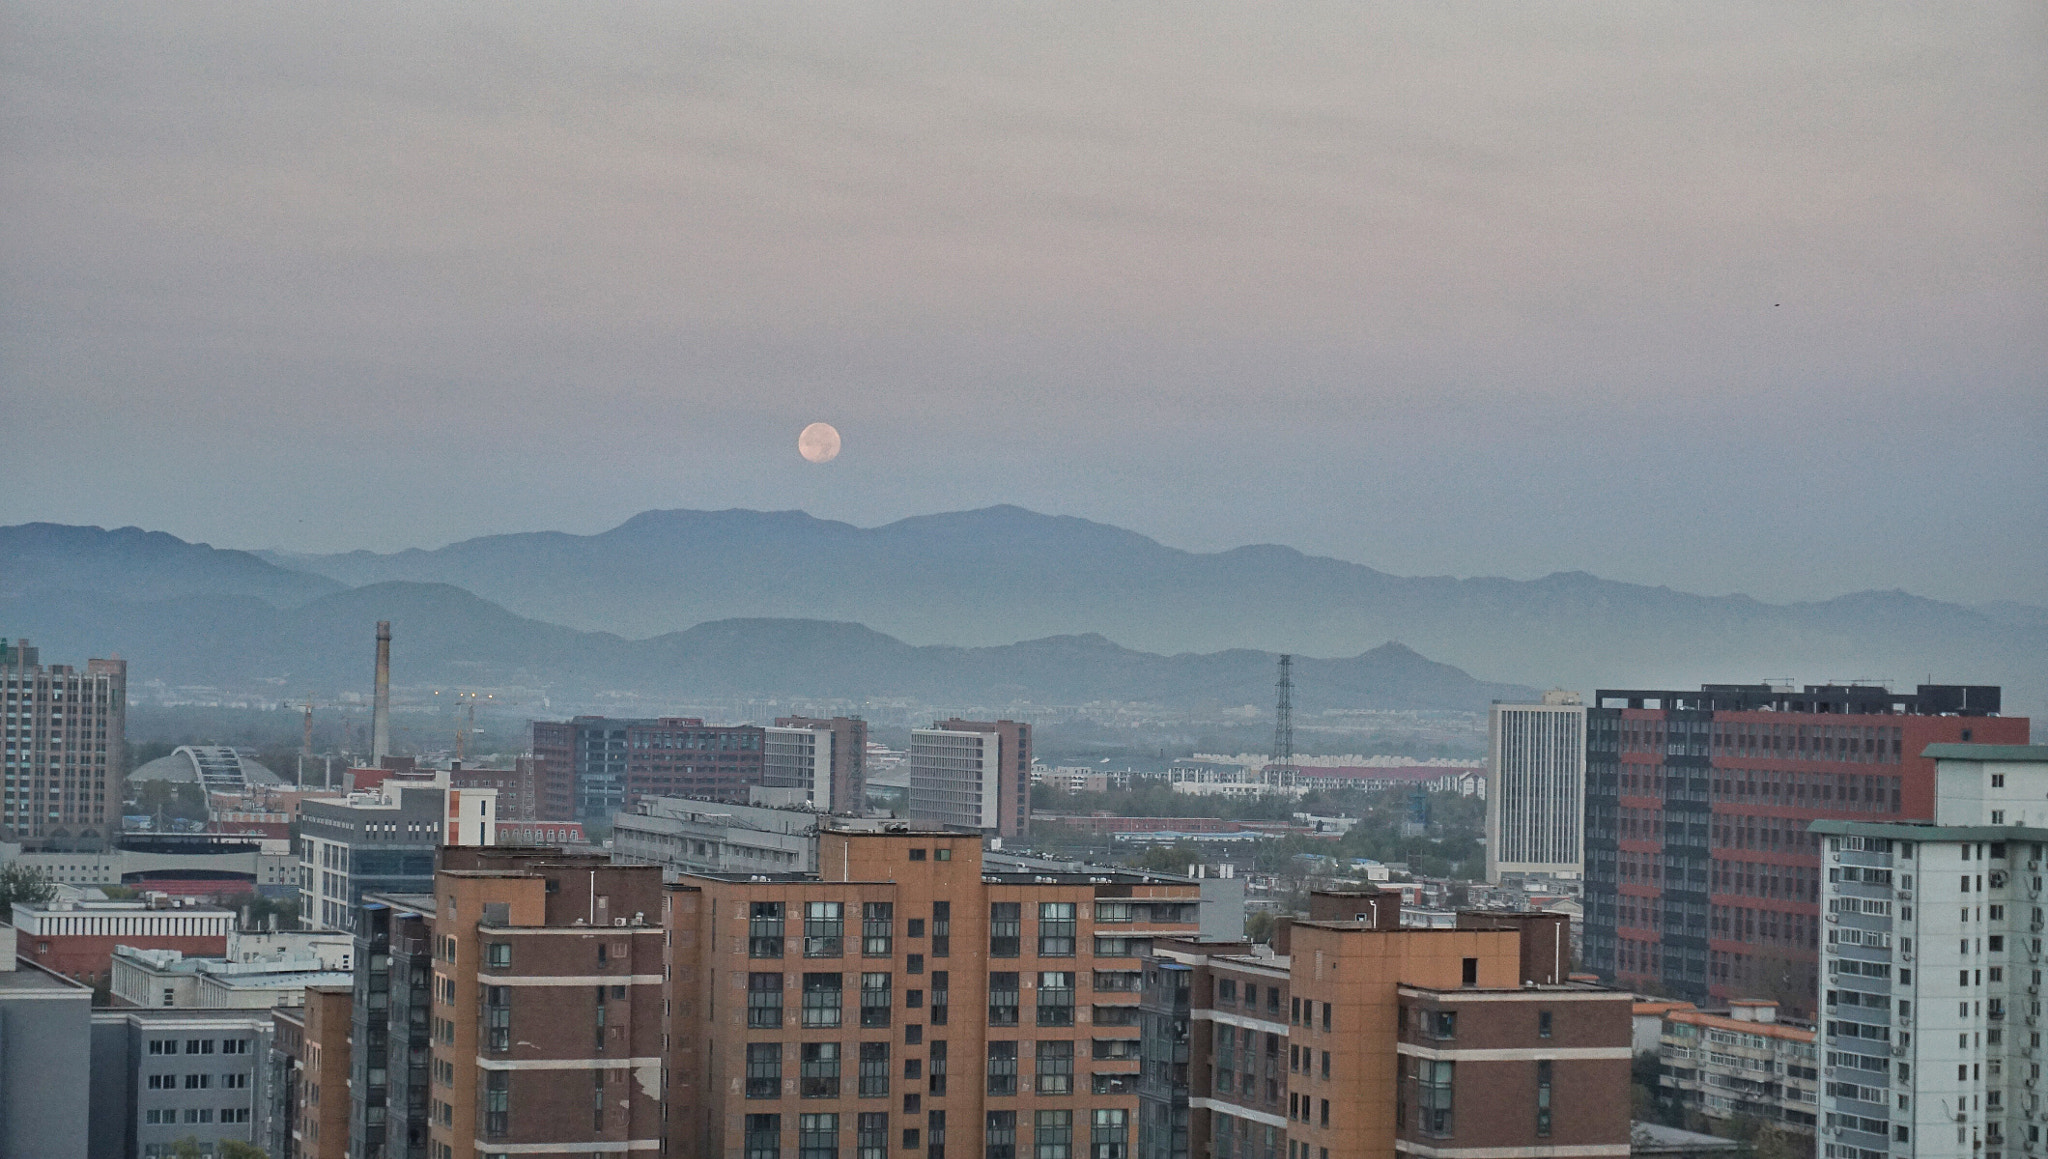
<box><xmin>1271</xmin><ymin>654</ymin><xmax>1295</xmax><ymax>791</ymax></box>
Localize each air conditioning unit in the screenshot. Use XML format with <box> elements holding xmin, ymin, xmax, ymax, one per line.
<box><xmin>1828</xmin><ymin>913</ymin><xmax>1841</xmax><ymax>923</ymax></box>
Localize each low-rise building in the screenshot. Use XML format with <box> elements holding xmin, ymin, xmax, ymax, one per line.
<box><xmin>611</xmin><ymin>795</ymin><xmax>823</xmax><ymax>878</ymax></box>
<box><xmin>87</xmin><ymin>1006</ymin><xmax>276</xmax><ymax>1159</ymax></box>
<box><xmin>1</xmin><ymin>925</ymin><xmax>94</xmax><ymax>1159</ymax></box>
<box><xmin>108</xmin><ymin>944</ymin><xmax>352</xmax><ymax>1009</ymax></box>
<box><xmin>1654</xmin><ymin>1000</ymin><xmax>1818</xmax><ymax>1133</ymax></box>
<box><xmin>8</xmin><ymin>898</ymin><xmax>235</xmax><ymax>986</ymax></box>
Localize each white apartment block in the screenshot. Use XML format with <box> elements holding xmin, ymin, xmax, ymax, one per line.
<box><xmin>763</xmin><ymin>724</ymin><xmax>837</xmax><ymax>808</ymax></box>
<box><xmin>1485</xmin><ymin>691</ymin><xmax>1586</xmax><ymax>882</ymax></box>
<box><xmin>1815</xmin><ymin>743</ymin><xmax>2048</xmax><ymax>1159</ymax></box>
<box><xmin>907</xmin><ymin>726</ymin><xmax>1003</xmax><ymax>830</ymax></box>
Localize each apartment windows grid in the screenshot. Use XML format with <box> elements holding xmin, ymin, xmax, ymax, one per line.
<box><xmin>1039</xmin><ymin>902</ymin><xmax>1077</xmax><ymax>956</ymax></box>
<box><xmin>859</xmin><ymin>1042</ymin><xmax>890</xmax><ymax>1097</ymax></box>
<box><xmin>991</xmin><ymin>903</ymin><xmax>1021</xmax><ymax>957</ymax></box>
<box><xmin>748</xmin><ymin>1043</ymin><xmax>783</xmax><ymax>1098</ymax></box>
<box><xmin>1038</xmin><ymin>971</ymin><xmax>1076</xmax><ymax>1026</ymax></box>
<box><xmin>861</xmin><ymin>973</ymin><xmax>893</xmax><ymax>1028</ymax></box>
<box><xmin>750</xmin><ymin>972</ymin><xmax>786</xmax><ymax>1028</ymax></box>
<box><xmin>858</xmin><ymin>1112</ymin><xmax>888</xmax><ymax>1159</ymax></box>
<box><xmin>988</xmin><ymin>1041</ymin><xmax>1018</xmax><ymax>1096</ymax></box>
<box><xmin>802</xmin><ymin>973</ymin><xmax>844</xmax><ymax>1028</ymax></box>
<box><xmin>752</xmin><ymin>902</ymin><xmax>786</xmax><ymax>958</ymax></box>
<box><xmin>806</xmin><ymin>902</ymin><xmax>844</xmax><ymax>957</ymax></box>
<box><xmin>990</xmin><ymin>972</ymin><xmax>1021</xmax><ymax>1026</ymax></box>
<box><xmin>746</xmin><ymin>1113</ymin><xmax>782</xmax><ymax>1159</ymax></box>
<box><xmin>1036</xmin><ymin>1040</ymin><xmax>1074</xmax><ymax>1095</ymax></box>
<box><xmin>1035</xmin><ymin>1109</ymin><xmax>1073</xmax><ymax>1159</ymax></box>
<box><xmin>800</xmin><ymin>1042</ymin><xmax>841</xmax><ymax>1098</ymax></box>
<box><xmin>863</xmin><ymin>902</ymin><xmax>894</xmax><ymax>957</ymax></box>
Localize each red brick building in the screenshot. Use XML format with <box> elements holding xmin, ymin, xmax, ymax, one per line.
<box><xmin>8</xmin><ymin>899</ymin><xmax>234</xmax><ymax>986</ymax></box>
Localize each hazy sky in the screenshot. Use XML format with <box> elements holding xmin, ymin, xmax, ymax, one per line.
<box><xmin>3</xmin><ymin>3</ymin><xmax>2043</xmax><ymax>605</ymax></box>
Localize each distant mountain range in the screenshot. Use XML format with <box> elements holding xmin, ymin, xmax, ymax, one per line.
<box><xmin>3</xmin><ymin>509</ymin><xmax>2043</xmax><ymax>718</ymax></box>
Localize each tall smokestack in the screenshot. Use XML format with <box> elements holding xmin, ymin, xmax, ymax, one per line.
<box><xmin>371</xmin><ymin>620</ymin><xmax>392</xmax><ymax>764</ymax></box>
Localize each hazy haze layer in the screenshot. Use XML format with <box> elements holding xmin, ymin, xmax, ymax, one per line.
<box><xmin>2</xmin><ymin>3</ymin><xmax>2042</xmax><ymax>602</ymax></box>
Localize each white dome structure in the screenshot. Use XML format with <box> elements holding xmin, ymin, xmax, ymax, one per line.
<box><xmin>128</xmin><ymin>745</ymin><xmax>285</xmax><ymax>791</ymax></box>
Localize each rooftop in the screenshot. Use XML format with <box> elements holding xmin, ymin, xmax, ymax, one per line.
<box><xmin>1924</xmin><ymin>744</ymin><xmax>2048</xmax><ymax>762</ymax></box>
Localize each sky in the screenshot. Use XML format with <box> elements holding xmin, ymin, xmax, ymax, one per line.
<box><xmin>2</xmin><ymin>2</ymin><xmax>2043</xmax><ymax>606</ymax></box>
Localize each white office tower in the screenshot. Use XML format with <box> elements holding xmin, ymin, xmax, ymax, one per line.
<box><xmin>1816</xmin><ymin>743</ymin><xmax>2048</xmax><ymax>1159</ymax></box>
<box><xmin>907</xmin><ymin>726</ymin><xmax>1002</xmax><ymax>833</ymax></box>
<box><xmin>763</xmin><ymin>724</ymin><xmax>836</xmax><ymax>809</ymax></box>
<box><xmin>1484</xmin><ymin>690</ymin><xmax>1587</xmax><ymax>882</ymax></box>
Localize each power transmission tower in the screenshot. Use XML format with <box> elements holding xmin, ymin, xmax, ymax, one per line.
<box><xmin>1271</xmin><ymin>654</ymin><xmax>1296</xmax><ymax>791</ymax></box>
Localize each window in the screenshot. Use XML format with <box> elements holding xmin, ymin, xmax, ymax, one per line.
<box><xmin>863</xmin><ymin>903</ymin><xmax>894</xmax><ymax>957</ymax></box>
<box><xmin>929</xmin><ymin>1040</ymin><xmax>948</xmax><ymax>1095</ymax></box>
<box><xmin>931</xmin><ymin>901</ymin><xmax>951</xmax><ymax>957</ymax></box>
<box><xmin>861</xmin><ymin>973</ymin><xmax>893</xmax><ymax>1028</ymax></box>
<box><xmin>220</xmin><ymin>1072</ymin><xmax>249</xmax><ymax>1089</ymax></box>
<box><xmin>990</xmin><ymin>972</ymin><xmax>1021</xmax><ymax>1025</ymax></box>
<box><xmin>1461</xmin><ymin>958</ymin><xmax>1477</xmax><ymax>987</ymax></box>
<box><xmin>1425</xmin><ymin>1011</ymin><xmax>1456</xmax><ymax>1040</ymax></box>
<box><xmin>484</xmin><ymin>985</ymin><xmax>511</xmax><ymax>1051</ymax></box>
<box><xmin>858</xmin><ymin>1112</ymin><xmax>889</xmax><ymax>1159</ymax></box>
<box><xmin>910</xmin><ymin>848</ymin><xmax>927</xmax><ymax>861</ymax></box>
<box><xmin>935</xmin><ymin>847</ymin><xmax>952</xmax><ymax>861</ymax></box>
<box><xmin>1535</xmin><ymin>1058</ymin><xmax>1552</xmax><ymax>1137</ymax></box>
<box><xmin>988</xmin><ymin>1041</ymin><xmax>1019</xmax><ymax>1096</ymax></box>
<box><xmin>860</xmin><ymin>1042</ymin><xmax>890</xmax><ymax>1097</ymax></box>
<box><xmin>927</xmin><ymin>1109</ymin><xmax>947</xmax><ymax>1159</ymax></box>
<box><xmin>1036</xmin><ymin>1040</ymin><xmax>1074</xmax><ymax>1095</ymax></box>
<box><xmin>748</xmin><ymin>1043</ymin><xmax>783</xmax><ymax>1098</ymax></box>
<box><xmin>1538</xmin><ymin>1010</ymin><xmax>1552</xmax><ymax>1038</ymax></box>
<box><xmin>802</xmin><ymin>973</ymin><xmax>844</xmax><ymax>1028</ymax></box>
<box><xmin>185</xmin><ymin>1039</ymin><xmax>215</xmax><ymax>1055</ymax></box>
<box><xmin>1034</xmin><ymin>1110</ymin><xmax>1073</xmax><ymax>1159</ymax></box>
<box><xmin>1039</xmin><ymin>903</ymin><xmax>1077</xmax><ymax>956</ymax></box>
<box><xmin>749</xmin><ymin>973</ymin><xmax>786</xmax><ymax>1029</ymax></box>
<box><xmin>794</xmin><ymin>1113</ymin><xmax>835</xmax><ymax>1159</ymax></box>
<box><xmin>991</xmin><ymin>903</ymin><xmax>1021</xmax><ymax>957</ymax></box>
<box><xmin>1418</xmin><ymin>1060</ymin><xmax>1454</xmax><ymax>1136</ymax></box>
<box><xmin>806</xmin><ymin>902</ymin><xmax>845</xmax><ymax>957</ymax></box>
<box><xmin>751</xmin><ymin>902</ymin><xmax>787</xmax><ymax>958</ymax></box>
<box><xmin>987</xmin><ymin>1111</ymin><xmax>1019</xmax><ymax>1159</ymax></box>
<box><xmin>1321</xmin><ymin>1003</ymin><xmax>1331</xmax><ymax>1032</ymax></box>
<box><xmin>1218</xmin><ymin>979</ymin><xmax>1237</xmax><ymax>1003</ymax></box>
<box><xmin>908</xmin><ymin>918</ymin><xmax>926</xmax><ymax>938</ymax></box>
<box><xmin>185</xmin><ymin>1073</ymin><xmax>213</xmax><ymax>1089</ymax></box>
<box><xmin>746</xmin><ymin>1113</ymin><xmax>783</xmax><ymax>1159</ymax></box>
<box><xmin>1037</xmin><ymin>972</ymin><xmax>1075</xmax><ymax>1026</ymax></box>
<box><xmin>147</xmin><ymin>1038</ymin><xmax>178</xmax><ymax>1055</ymax></box>
<box><xmin>487</xmin><ymin>942</ymin><xmax>511</xmax><ymax>969</ymax></box>
<box><xmin>1090</xmin><ymin>1109</ymin><xmax>1128</xmax><ymax>1159</ymax></box>
<box><xmin>929</xmin><ymin>971</ymin><xmax>949</xmax><ymax>1026</ymax></box>
<box><xmin>484</xmin><ymin>1070</ymin><xmax>509</xmax><ymax>1137</ymax></box>
<box><xmin>801</xmin><ymin>1042</ymin><xmax>842</xmax><ymax>1098</ymax></box>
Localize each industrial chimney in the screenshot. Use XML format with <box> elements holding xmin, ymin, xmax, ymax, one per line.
<box><xmin>371</xmin><ymin>620</ymin><xmax>392</xmax><ymax>764</ymax></box>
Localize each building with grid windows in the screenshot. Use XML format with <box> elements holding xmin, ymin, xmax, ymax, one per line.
<box><xmin>907</xmin><ymin>719</ymin><xmax>1031</xmax><ymax>840</ymax></box>
<box><xmin>1485</xmin><ymin>691</ymin><xmax>1587</xmax><ymax>882</ymax></box>
<box><xmin>87</xmin><ymin>1007</ymin><xmax>275</xmax><ymax>1159</ymax></box>
<box><xmin>1</xmin><ymin>637</ymin><xmax>126</xmax><ymax>851</ymax></box>
<box><xmin>766</xmin><ymin>716</ymin><xmax>869</xmax><ymax>815</ymax></box>
<box><xmin>530</xmin><ymin>715</ymin><xmax>772</xmax><ymax>822</ymax></box>
<box><xmin>1582</xmin><ymin>682</ymin><xmax>2026</xmax><ymax>1013</ymax></box>
<box><xmin>664</xmin><ymin>827</ymin><xmax>1199</xmax><ymax>1159</ymax></box>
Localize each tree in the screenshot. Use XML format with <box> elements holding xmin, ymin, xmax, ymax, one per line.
<box><xmin>0</xmin><ymin>861</ymin><xmax>57</xmax><ymax>912</ymax></box>
<box><xmin>167</xmin><ymin>1137</ymin><xmax>269</xmax><ymax>1159</ymax></box>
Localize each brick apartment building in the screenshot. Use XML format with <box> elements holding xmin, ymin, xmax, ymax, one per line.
<box><xmin>665</xmin><ymin>826</ymin><xmax>1201</xmax><ymax>1159</ymax></box>
<box><xmin>1580</xmin><ymin>682</ymin><xmax>2027</xmax><ymax>1012</ymax></box>
<box><xmin>2</xmin><ymin>637</ymin><xmax>127</xmax><ymax>851</ymax></box>
<box><xmin>1140</xmin><ymin>890</ymin><xmax>1632</xmax><ymax>1159</ymax></box>
<box><xmin>268</xmin><ymin>984</ymin><xmax>351</xmax><ymax>1159</ymax></box>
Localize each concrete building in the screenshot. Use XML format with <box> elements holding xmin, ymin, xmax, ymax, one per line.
<box><xmin>1654</xmin><ymin>1000</ymin><xmax>1818</xmax><ymax>1133</ymax></box>
<box><xmin>297</xmin><ymin>770</ymin><xmax>498</xmax><ymax>931</ymax></box>
<box><xmin>1812</xmin><ymin>743</ymin><xmax>2048</xmax><ymax>1159</ymax></box>
<box><xmin>1582</xmin><ymin>682</ymin><xmax>2027</xmax><ymax>1011</ymax></box>
<box><xmin>664</xmin><ymin>826</ymin><xmax>1201</xmax><ymax>1158</ymax></box>
<box><xmin>8</xmin><ymin>897</ymin><xmax>235</xmax><ymax>987</ymax></box>
<box><xmin>1</xmin><ymin>924</ymin><xmax>94</xmax><ymax>1159</ymax></box>
<box><xmin>109</xmin><ymin>944</ymin><xmax>352</xmax><ymax>1009</ymax></box>
<box><xmin>767</xmin><ymin>716</ymin><xmax>869</xmax><ymax>815</ymax></box>
<box><xmin>348</xmin><ymin>893</ymin><xmax>435</xmax><ymax>1159</ymax></box>
<box><xmin>1</xmin><ymin>637</ymin><xmax>126</xmax><ymax>851</ymax></box>
<box><xmin>1486</xmin><ymin>691</ymin><xmax>1587</xmax><ymax>882</ymax></box>
<box><xmin>88</xmin><ymin>1006</ymin><xmax>276</xmax><ymax>1159</ymax></box>
<box><xmin>611</xmin><ymin>795</ymin><xmax>823</xmax><ymax>878</ymax></box>
<box><xmin>5</xmin><ymin>838</ymin><xmax>302</xmax><ymax>897</ymax></box>
<box><xmin>531</xmin><ymin>715</ymin><xmax>766</xmax><ymax>822</ymax></box>
<box><xmin>907</xmin><ymin>717</ymin><xmax>1032</xmax><ymax>839</ymax></box>
<box><xmin>1139</xmin><ymin>892</ymin><xmax>1633</xmax><ymax>1159</ymax></box>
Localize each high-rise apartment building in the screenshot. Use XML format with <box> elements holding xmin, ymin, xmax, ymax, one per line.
<box><xmin>1139</xmin><ymin>891</ymin><xmax>1633</xmax><ymax>1159</ymax></box>
<box><xmin>531</xmin><ymin>716</ymin><xmax>766</xmax><ymax>822</ymax></box>
<box><xmin>1814</xmin><ymin>744</ymin><xmax>2048</xmax><ymax>1159</ymax></box>
<box><xmin>767</xmin><ymin>716</ymin><xmax>869</xmax><ymax>814</ymax></box>
<box><xmin>267</xmin><ymin>984</ymin><xmax>351</xmax><ymax>1159</ymax></box>
<box><xmin>1582</xmin><ymin>682</ymin><xmax>2026</xmax><ymax>1011</ymax></box>
<box><xmin>1</xmin><ymin>637</ymin><xmax>126</xmax><ymax>851</ymax></box>
<box><xmin>664</xmin><ymin>826</ymin><xmax>1201</xmax><ymax>1159</ymax></box>
<box><xmin>1485</xmin><ymin>691</ymin><xmax>1587</xmax><ymax>882</ymax></box>
<box><xmin>907</xmin><ymin>718</ymin><xmax>1032</xmax><ymax>840</ymax></box>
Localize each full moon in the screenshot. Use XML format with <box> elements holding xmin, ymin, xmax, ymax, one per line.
<box><xmin>798</xmin><ymin>422</ymin><xmax>842</xmax><ymax>463</ymax></box>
